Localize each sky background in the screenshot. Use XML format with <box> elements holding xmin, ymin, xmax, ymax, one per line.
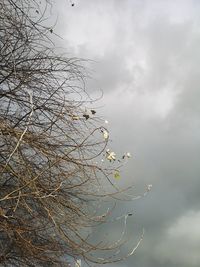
<box><xmin>52</xmin><ymin>1</ymin><xmax>200</xmax><ymax>266</ymax></box>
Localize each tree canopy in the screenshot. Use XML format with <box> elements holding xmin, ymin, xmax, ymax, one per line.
<box><xmin>0</xmin><ymin>1</ymin><xmax>143</xmax><ymax>266</ymax></box>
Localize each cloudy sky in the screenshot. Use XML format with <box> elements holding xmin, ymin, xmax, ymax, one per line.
<box><xmin>52</xmin><ymin>1</ymin><xmax>200</xmax><ymax>266</ymax></box>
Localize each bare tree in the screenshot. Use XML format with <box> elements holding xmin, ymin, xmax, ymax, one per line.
<box><xmin>0</xmin><ymin>1</ymin><xmax>143</xmax><ymax>266</ymax></box>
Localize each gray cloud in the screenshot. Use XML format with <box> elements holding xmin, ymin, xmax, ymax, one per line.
<box><xmin>53</xmin><ymin>1</ymin><xmax>200</xmax><ymax>266</ymax></box>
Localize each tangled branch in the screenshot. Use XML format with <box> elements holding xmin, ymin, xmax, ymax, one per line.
<box><xmin>0</xmin><ymin>1</ymin><xmax>143</xmax><ymax>266</ymax></box>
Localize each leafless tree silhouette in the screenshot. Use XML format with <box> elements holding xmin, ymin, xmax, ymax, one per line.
<box><xmin>0</xmin><ymin>1</ymin><xmax>143</xmax><ymax>266</ymax></box>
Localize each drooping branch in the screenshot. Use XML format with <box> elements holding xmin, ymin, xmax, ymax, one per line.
<box><xmin>0</xmin><ymin>1</ymin><xmax>143</xmax><ymax>266</ymax></box>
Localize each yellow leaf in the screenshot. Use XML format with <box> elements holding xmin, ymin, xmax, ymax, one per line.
<box><xmin>114</xmin><ymin>171</ymin><xmax>121</xmax><ymax>179</ymax></box>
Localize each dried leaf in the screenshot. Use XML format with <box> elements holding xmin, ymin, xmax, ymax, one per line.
<box><xmin>83</xmin><ymin>114</ymin><xmax>89</xmax><ymax>120</ymax></box>
<box><xmin>103</xmin><ymin>130</ymin><xmax>109</xmax><ymax>139</ymax></box>
<box><xmin>91</xmin><ymin>109</ymin><xmax>96</xmax><ymax>114</ymax></box>
<box><xmin>107</xmin><ymin>151</ymin><xmax>116</xmax><ymax>161</ymax></box>
<box><xmin>71</xmin><ymin>115</ymin><xmax>79</xmax><ymax>120</ymax></box>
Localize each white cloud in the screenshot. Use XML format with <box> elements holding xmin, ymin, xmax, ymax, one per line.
<box><xmin>148</xmin><ymin>88</ymin><xmax>176</xmax><ymax>119</ymax></box>
<box><xmin>102</xmin><ymin>86</ymin><xmax>176</xmax><ymax>121</ymax></box>
<box><xmin>155</xmin><ymin>210</ymin><xmax>200</xmax><ymax>266</ymax></box>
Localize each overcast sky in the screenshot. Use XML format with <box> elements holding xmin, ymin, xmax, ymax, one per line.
<box><xmin>52</xmin><ymin>1</ymin><xmax>200</xmax><ymax>266</ymax></box>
